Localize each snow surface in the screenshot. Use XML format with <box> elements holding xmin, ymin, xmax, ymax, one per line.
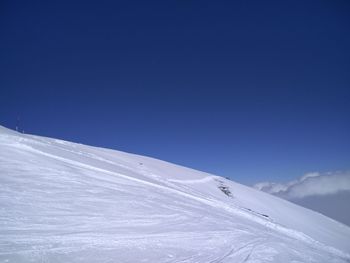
<box><xmin>0</xmin><ymin>125</ymin><xmax>350</xmax><ymax>262</ymax></box>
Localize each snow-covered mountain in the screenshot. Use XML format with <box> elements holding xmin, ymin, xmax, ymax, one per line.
<box><xmin>1</xmin><ymin>125</ymin><xmax>349</xmax><ymax>263</ymax></box>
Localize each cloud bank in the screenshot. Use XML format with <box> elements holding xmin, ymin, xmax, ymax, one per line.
<box><xmin>254</xmin><ymin>171</ymin><xmax>350</xmax><ymax>200</ymax></box>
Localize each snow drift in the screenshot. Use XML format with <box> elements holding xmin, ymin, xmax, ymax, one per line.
<box><xmin>0</xmin><ymin>125</ymin><xmax>349</xmax><ymax>262</ymax></box>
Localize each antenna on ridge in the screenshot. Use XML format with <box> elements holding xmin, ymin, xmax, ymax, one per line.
<box><xmin>16</xmin><ymin>115</ymin><xmax>20</xmax><ymax>132</ymax></box>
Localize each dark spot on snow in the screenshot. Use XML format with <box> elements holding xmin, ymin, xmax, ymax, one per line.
<box><xmin>215</xmin><ymin>178</ymin><xmax>233</xmax><ymax>197</ymax></box>
<box><xmin>244</xmin><ymin>207</ymin><xmax>269</xmax><ymax>218</ymax></box>
<box><xmin>218</xmin><ymin>185</ymin><xmax>233</xmax><ymax>197</ymax></box>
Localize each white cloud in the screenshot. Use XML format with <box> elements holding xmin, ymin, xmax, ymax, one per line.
<box><xmin>254</xmin><ymin>171</ymin><xmax>350</xmax><ymax>200</ymax></box>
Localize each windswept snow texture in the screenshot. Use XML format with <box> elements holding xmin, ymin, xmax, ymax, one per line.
<box><xmin>0</xmin><ymin>126</ymin><xmax>350</xmax><ymax>263</ymax></box>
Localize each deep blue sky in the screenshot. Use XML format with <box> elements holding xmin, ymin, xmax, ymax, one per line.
<box><xmin>1</xmin><ymin>0</ymin><xmax>349</xmax><ymax>184</ymax></box>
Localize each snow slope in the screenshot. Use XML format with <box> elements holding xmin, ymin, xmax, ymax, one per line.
<box><xmin>0</xmin><ymin>125</ymin><xmax>349</xmax><ymax>263</ymax></box>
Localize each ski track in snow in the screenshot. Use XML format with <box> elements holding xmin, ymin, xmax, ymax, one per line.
<box><xmin>0</xmin><ymin>127</ymin><xmax>350</xmax><ymax>263</ymax></box>
<box><xmin>19</xmin><ymin>143</ymin><xmax>350</xmax><ymax>259</ymax></box>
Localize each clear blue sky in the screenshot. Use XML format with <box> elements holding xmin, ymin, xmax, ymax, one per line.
<box><xmin>1</xmin><ymin>0</ymin><xmax>349</xmax><ymax>184</ymax></box>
